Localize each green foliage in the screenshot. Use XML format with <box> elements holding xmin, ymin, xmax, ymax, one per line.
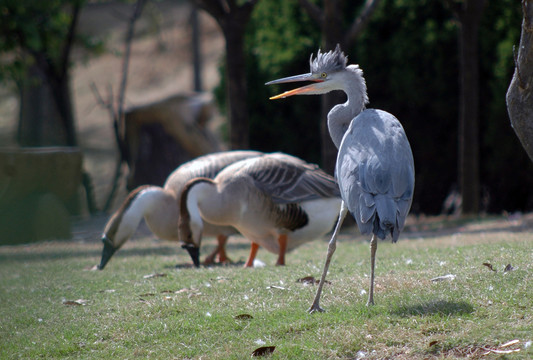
<box><xmin>353</xmin><ymin>0</ymin><xmax>459</xmax><ymax>214</ymax></box>
<box><xmin>0</xmin><ymin>0</ymin><xmax>86</xmax><ymax>82</ymax></box>
<box><xmin>230</xmin><ymin>0</ymin><xmax>528</xmax><ymax>214</ymax></box>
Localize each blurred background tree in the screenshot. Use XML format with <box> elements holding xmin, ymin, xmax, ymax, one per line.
<box><xmin>0</xmin><ymin>0</ymin><xmax>529</xmax><ymax>217</ymax></box>
<box><xmin>215</xmin><ymin>0</ymin><xmax>528</xmax><ymax>215</ymax></box>
<box><xmin>0</xmin><ymin>0</ymin><xmax>88</xmax><ymax>147</ymax></box>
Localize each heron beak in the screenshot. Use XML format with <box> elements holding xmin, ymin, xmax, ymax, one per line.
<box><xmin>266</xmin><ymin>73</ymin><xmax>324</xmax><ymax>100</ymax></box>
<box><xmin>182</xmin><ymin>243</ymin><xmax>200</xmax><ymax>268</ymax></box>
<box><xmin>98</xmin><ymin>236</ymin><xmax>117</xmax><ymax>270</ymax></box>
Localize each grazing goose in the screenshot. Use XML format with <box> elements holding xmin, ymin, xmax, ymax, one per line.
<box><xmin>178</xmin><ymin>153</ymin><xmax>342</xmax><ymax>267</ymax></box>
<box><xmin>98</xmin><ymin>150</ymin><xmax>263</xmax><ymax>269</ymax></box>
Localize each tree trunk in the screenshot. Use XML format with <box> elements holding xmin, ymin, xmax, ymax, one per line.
<box><xmin>320</xmin><ymin>0</ymin><xmax>345</xmax><ymax>174</ymax></box>
<box><xmin>50</xmin><ymin>73</ymin><xmax>77</xmax><ymax>146</ymax></box>
<box><xmin>194</xmin><ymin>0</ymin><xmax>257</xmax><ymax>150</ymax></box>
<box><xmin>224</xmin><ymin>21</ymin><xmax>249</xmax><ymax>149</ymax></box>
<box><xmin>507</xmin><ymin>1</ymin><xmax>533</xmax><ymax>163</ymax></box>
<box><xmin>453</xmin><ymin>0</ymin><xmax>485</xmax><ymax>215</ymax></box>
<box><xmin>191</xmin><ymin>5</ymin><xmax>203</xmax><ymax>92</ymax></box>
<box><xmin>18</xmin><ymin>65</ymin><xmax>71</xmax><ymax>146</ymax></box>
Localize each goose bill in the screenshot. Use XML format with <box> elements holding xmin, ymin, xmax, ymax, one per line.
<box><xmin>182</xmin><ymin>244</ymin><xmax>200</xmax><ymax>268</ymax></box>
<box><xmin>98</xmin><ymin>237</ymin><xmax>117</xmax><ymax>270</ymax></box>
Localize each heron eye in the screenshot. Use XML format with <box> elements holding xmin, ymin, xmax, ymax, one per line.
<box><xmin>321</xmin><ymin>72</ymin><xmax>327</xmax><ymax>78</ymax></box>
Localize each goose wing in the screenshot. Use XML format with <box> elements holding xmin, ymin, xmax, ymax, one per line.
<box><xmin>165</xmin><ymin>150</ymin><xmax>263</xmax><ymax>188</ymax></box>
<box><xmin>243</xmin><ymin>153</ymin><xmax>340</xmax><ymax>204</ymax></box>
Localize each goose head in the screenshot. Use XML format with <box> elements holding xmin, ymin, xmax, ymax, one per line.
<box><xmin>98</xmin><ymin>186</ymin><xmax>152</xmax><ymax>270</ymax></box>
<box><xmin>179</xmin><ymin>178</ymin><xmax>212</xmax><ymax>267</ymax></box>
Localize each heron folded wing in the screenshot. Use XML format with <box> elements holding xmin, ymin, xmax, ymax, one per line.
<box><xmin>360</xmin><ymin>193</ymin><xmax>376</xmax><ymax>224</ymax></box>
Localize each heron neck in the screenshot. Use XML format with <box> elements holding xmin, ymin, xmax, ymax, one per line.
<box><xmin>327</xmin><ymin>67</ymin><xmax>368</xmax><ymax>149</ymax></box>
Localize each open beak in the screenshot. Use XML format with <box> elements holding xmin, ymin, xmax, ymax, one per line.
<box><xmin>98</xmin><ymin>236</ymin><xmax>117</xmax><ymax>270</ymax></box>
<box><xmin>265</xmin><ymin>73</ymin><xmax>324</xmax><ymax>100</ymax></box>
<box><xmin>182</xmin><ymin>244</ymin><xmax>200</xmax><ymax>268</ymax></box>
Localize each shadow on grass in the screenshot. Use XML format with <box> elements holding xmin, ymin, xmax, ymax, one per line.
<box><xmin>391</xmin><ymin>300</ymin><xmax>474</xmax><ymax>317</ymax></box>
<box><xmin>0</xmin><ymin>238</ymin><xmax>253</xmax><ymax>265</ymax></box>
<box><xmin>0</xmin><ymin>245</ymin><xmax>179</xmax><ymax>263</ymax></box>
<box><xmin>170</xmin><ymin>260</ymin><xmax>247</xmax><ymax>270</ymax></box>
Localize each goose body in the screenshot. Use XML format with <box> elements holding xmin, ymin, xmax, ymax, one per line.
<box><xmin>179</xmin><ymin>153</ymin><xmax>342</xmax><ymax>267</ymax></box>
<box><xmin>98</xmin><ymin>150</ymin><xmax>263</xmax><ymax>269</ymax></box>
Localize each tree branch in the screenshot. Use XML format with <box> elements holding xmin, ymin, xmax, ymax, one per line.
<box><xmin>343</xmin><ymin>0</ymin><xmax>382</xmax><ymax>47</ymax></box>
<box><xmin>298</xmin><ymin>0</ymin><xmax>323</xmax><ymax>27</ymax></box>
<box><xmin>117</xmin><ymin>0</ymin><xmax>147</xmax><ymax>140</ymax></box>
<box><xmin>59</xmin><ymin>1</ymin><xmax>82</xmax><ymax>80</ymax></box>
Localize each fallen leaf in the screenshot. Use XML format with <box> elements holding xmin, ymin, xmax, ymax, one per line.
<box><xmin>504</xmin><ymin>264</ymin><xmax>514</xmax><ymax>272</ymax></box>
<box><xmin>480</xmin><ymin>340</ymin><xmax>521</xmax><ymax>356</ymax></box>
<box><xmin>482</xmin><ymin>262</ymin><xmax>496</xmax><ymax>272</ymax></box>
<box><xmin>429</xmin><ymin>340</ymin><xmax>439</xmax><ymax>347</ymax></box>
<box><xmin>234</xmin><ymin>314</ymin><xmax>253</xmax><ymax>320</ymax></box>
<box><xmin>482</xmin><ymin>348</ymin><xmax>520</xmax><ymax>355</ymax></box>
<box><xmin>266</xmin><ymin>285</ymin><xmax>286</xmax><ymax>290</ymax></box>
<box><xmin>296</xmin><ymin>276</ymin><xmax>331</xmax><ymax>285</ymax></box>
<box><xmin>500</xmin><ymin>339</ymin><xmax>520</xmax><ymax>348</ymax></box>
<box><xmin>297</xmin><ymin>276</ymin><xmax>317</xmax><ymax>284</ymax></box>
<box><xmin>251</xmin><ymin>346</ymin><xmax>275</xmax><ymax>357</ymax></box>
<box><xmin>175</xmin><ymin>288</ymin><xmax>192</xmax><ymax>294</ymax></box>
<box><xmin>99</xmin><ymin>289</ymin><xmax>116</xmax><ymax>293</ymax></box>
<box><xmin>430</xmin><ymin>274</ymin><xmax>456</xmax><ymax>282</ymax></box>
<box><xmin>63</xmin><ymin>299</ymin><xmax>88</xmax><ymax>306</ymax></box>
<box><xmin>160</xmin><ymin>290</ymin><xmax>174</xmax><ymax>294</ymax></box>
<box><xmin>139</xmin><ymin>293</ymin><xmax>155</xmax><ymax>297</ymax></box>
<box><xmin>143</xmin><ymin>273</ymin><xmax>167</xmax><ymax>279</ymax></box>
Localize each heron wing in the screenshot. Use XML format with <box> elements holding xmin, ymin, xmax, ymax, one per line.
<box><xmin>337</xmin><ymin>110</ymin><xmax>414</xmax><ymax>240</ymax></box>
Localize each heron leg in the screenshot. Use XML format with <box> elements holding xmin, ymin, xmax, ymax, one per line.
<box><xmin>308</xmin><ymin>202</ymin><xmax>349</xmax><ymax>314</ymax></box>
<box><xmin>367</xmin><ymin>234</ymin><xmax>378</xmax><ymax>306</ymax></box>
<box><xmin>244</xmin><ymin>242</ymin><xmax>260</xmax><ymax>268</ymax></box>
<box><xmin>276</xmin><ymin>234</ymin><xmax>288</xmax><ymax>266</ymax></box>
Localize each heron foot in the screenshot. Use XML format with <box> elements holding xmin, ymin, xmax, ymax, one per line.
<box><xmin>308</xmin><ymin>303</ymin><xmax>325</xmax><ymax>314</ymax></box>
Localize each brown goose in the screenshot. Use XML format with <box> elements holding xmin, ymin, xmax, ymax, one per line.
<box><xmin>178</xmin><ymin>153</ymin><xmax>342</xmax><ymax>267</ymax></box>
<box><xmin>98</xmin><ymin>150</ymin><xmax>263</xmax><ymax>269</ymax></box>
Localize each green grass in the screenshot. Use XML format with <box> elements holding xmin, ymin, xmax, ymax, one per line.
<box><xmin>1</xmin><ymin>216</ymin><xmax>532</xmax><ymax>359</ymax></box>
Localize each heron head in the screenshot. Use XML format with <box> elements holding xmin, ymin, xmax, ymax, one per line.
<box><xmin>266</xmin><ymin>44</ymin><xmax>348</xmax><ymax>99</ymax></box>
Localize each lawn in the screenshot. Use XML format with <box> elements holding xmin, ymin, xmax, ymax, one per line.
<box><xmin>0</xmin><ymin>215</ymin><xmax>532</xmax><ymax>359</ymax></box>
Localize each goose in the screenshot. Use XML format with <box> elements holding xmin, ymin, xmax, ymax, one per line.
<box><xmin>178</xmin><ymin>152</ymin><xmax>343</xmax><ymax>267</ymax></box>
<box><xmin>98</xmin><ymin>150</ymin><xmax>263</xmax><ymax>269</ymax></box>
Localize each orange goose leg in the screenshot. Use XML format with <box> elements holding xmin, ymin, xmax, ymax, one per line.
<box><xmin>203</xmin><ymin>235</ymin><xmax>230</xmax><ymax>265</ymax></box>
<box><xmin>276</xmin><ymin>234</ymin><xmax>288</xmax><ymax>266</ymax></box>
<box><xmin>244</xmin><ymin>242</ymin><xmax>260</xmax><ymax>267</ymax></box>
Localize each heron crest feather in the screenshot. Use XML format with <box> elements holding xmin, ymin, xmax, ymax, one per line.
<box><xmin>310</xmin><ymin>44</ymin><xmax>348</xmax><ymax>74</ymax></box>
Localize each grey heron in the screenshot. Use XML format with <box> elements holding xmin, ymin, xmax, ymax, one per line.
<box><xmin>178</xmin><ymin>152</ymin><xmax>342</xmax><ymax>267</ymax></box>
<box><xmin>266</xmin><ymin>45</ymin><xmax>414</xmax><ymax>312</ymax></box>
<box><xmin>98</xmin><ymin>150</ymin><xmax>263</xmax><ymax>269</ymax></box>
